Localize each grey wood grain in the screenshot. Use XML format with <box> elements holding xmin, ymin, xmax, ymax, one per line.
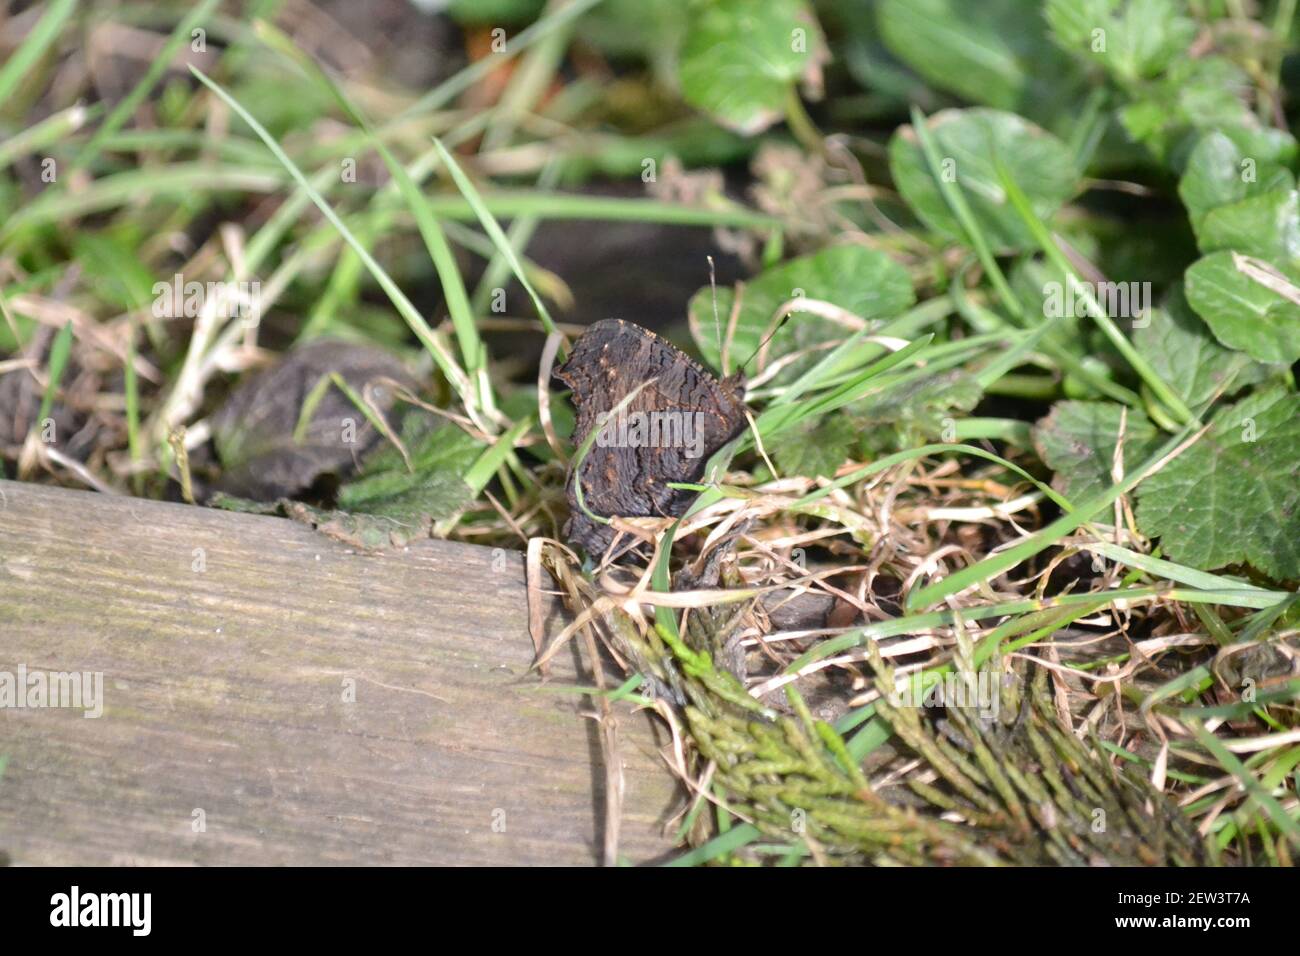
<box><xmin>0</xmin><ymin>480</ymin><xmax>680</xmax><ymax>865</ymax></box>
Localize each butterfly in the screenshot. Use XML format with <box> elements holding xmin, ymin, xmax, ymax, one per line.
<box><xmin>554</xmin><ymin>319</ymin><xmax>748</xmax><ymax>556</ymax></box>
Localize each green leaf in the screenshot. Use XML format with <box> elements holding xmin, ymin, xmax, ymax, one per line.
<box><xmin>1045</xmin><ymin>0</ymin><xmax>1196</xmax><ymax>84</ymax></box>
<box><xmin>889</xmin><ymin>108</ymin><xmax>1078</xmax><ymax>252</ymax></box>
<box><xmin>1043</xmin><ymin>0</ymin><xmax>1116</xmax><ymax>49</ymax></box>
<box><xmin>853</xmin><ymin>368</ymin><xmax>983</xmax><ymax>449</ymax></box>
<box><xmin>677</xmin><ymin>0</ymin><xmax>826</xmax><ymax>134</ymax></box>
<box><xmin>1184</xmin><ymin>250</ymin><xmax>1300</xmax><ymax>364</ymax></box>
<box><xmin>837</xmin><ymin>15</ymin><xmax>933</xmax><ymax>116</ymax></box>
<box><xmin>878</xmin><ymin>0</ymin><xmax>1081</xmax><ymax>117</ymax></box>
<box><xmin>337</xmin><ymin>413</ymin><xmax>483</xmax><ymax>526</ymax></box>
<box><xmin>1134</xmin><ymin>285</ymin><xmax>1268</xmax><ymax>408</ymax></box>
<box><xmin>1178</xmin><ymin>132</ymin><xmax>1294</xmax><ymax>239</ymax></box>
<box><xmin>1179</xmin><ymin>134</ymin><xmax>1247</xmax><ymax>228</ymax></box>
<box><xmin>1118</xmin><ymin>56</ymin><xmax>1298</xmax><ymax>165</ymax></box>
<box><xmin>687</xmin><ymin>244</ymin><xmax>915</xmax><ymax>381</ymax></box>
<box><xmin>1137</xmin><ymin>388</ymin><xmax>1300</xmax><ymax>579</ymax></box>
<box><xmin>1034</xmin><ymin>401</ymin><xmax>1162</xmax><ymax>502</ymax></box>
<box><xmin>1197</xmin><ymin>188</ymin><xmax>1300</xmax><ymax>266</ymax></box>
<box><xmin>770</xmin><ymin>415</ymin><xmax>858</xmax><ymax>479</ymax></box>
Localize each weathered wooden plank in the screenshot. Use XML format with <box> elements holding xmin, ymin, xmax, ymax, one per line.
<box><xmin>0</xmin><ymin>480</ymin><xmax>680</xmax><ymax>865</ymax></box>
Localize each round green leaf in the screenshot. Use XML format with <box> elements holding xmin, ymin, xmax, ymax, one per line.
<box><xmin>1175</xmin><ymin>131</ymin><xmax>1294</xmax><ymax>245</ymax></box>
<box><xmin>1178</xmin><ymin>132</ymin><xmax>1251</xmax><ymax>233</ymax></box>
<box><xmin>1197</xmin><ymin>188</ymin><xmax>1300</xmax><ymax>266</ymax></box>
<box><xmin>1134</xmin><ymin>285</ymin><xmax>1268</xmax><ymax>408</ymax></box>
<box><xmin>1184</xmin><ymin>250</ymin><xmax>1300</xmax><ymax>364</ymax></box>
<box><xmin>889</xmin><ymin>108</ymin><xmax>1079</xmax><ymax>253</ymax></box>
<box><xmin>678</xmin><ymin>0</ymin><xmax>826</xmax><ymax>135</ymax></box>
<box><xmin>688</xmin><ymin>244</ymin><xmax>915</xmax><ymax>382</ymax></box>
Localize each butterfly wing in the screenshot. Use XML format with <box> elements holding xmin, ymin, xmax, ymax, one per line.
<box><xmin>556</xmin><ymin>320</ymin><xmax>747</xmax><ymax>553</ymax></box>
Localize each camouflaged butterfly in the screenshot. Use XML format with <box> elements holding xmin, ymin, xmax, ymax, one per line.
<box><xmin>554</xmin><ymin>319</ymin><xmax>748</xmax><ymax>556</ymax></box>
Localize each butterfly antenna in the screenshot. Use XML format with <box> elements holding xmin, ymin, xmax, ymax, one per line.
<box><xmin>737</xmin><ymin>308</ymin><xmax>796</xmax><ymax>375</ymax></box>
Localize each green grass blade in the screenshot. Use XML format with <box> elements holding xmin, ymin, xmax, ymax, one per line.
<box><xmin>790</xmin><ymin>581</ymin><xmax>1281</xmax><ymax>681</ymax></box>
<box><xmin>752</xmin><ymin>334</ymin><xmax>933</xmax><ymax>440</ymax></box>
<box><xmin>432</xmin><ymin>138</ymin><xmax>558</xmax><ymax>339</ymax></box>
<box><xmin>0</xmin><ymin>102</ymin><xmax>97</xmax><ymax>170</ymax></box>
<box><xmin>1178</xmin><ymin>680</ymin><xmax>1300</xmax><ymax>720</ymax></box>
<box><xmin>909</xmin><ymin>105</ymin><xmax>1139</xmax><ymax>407</ymax></box>
<box><xmin>1085</xmin><ymin>542</ymin><xmax>1285</xmax><ymax>597</ymax></box>
<box><xmin>292</xmin><ymin>374</ymin><xmax>334</xmax><ymax>445</ymax></box>
<box><xmin>470</xmin><ymin>161</ymin><xmax>560</xmax><ymax>316</ymax></box>
<box><xmin>124</xmin><ymin>321</ymin><xmax>142</xmax><ymax>493</ymax></box>
<box><xmin>480</xmin><ymin>7</ymin><xmax>573</xmax><ymax>151</ymax></box>
<box><xmin>187</xmin><ymin>66</ymin><xmax>475</xmax><ymax>413</ymax></box>
<box><xmin>464</xmin><ymin>417</ymin><xmax>532</xmax><ymax>495</ymax></box>
<box><xmin>907</xmin><ymin>105</ymin><xmax>1020</xmax><ymax>318</ymax></box>
<box><xmin>0</xmin><ymin>0</ymin><xmax>78</xmax><ymax>108</ymax></box>
<box><xmin>3</xmin><ymin>173</ymin><xmax>775</xmax><ymax>240</ymax></box>
<box><xmin>951</xmin><ymin>418</ymin><xmax>1032</xmax><ymax>443</ymax></box>
<box><xmin>399</xmin><ymin>0</ymin><xmax>605</xmax><ymax>120</ymax></box>
<box><xmin>0</xmin><ymin>164</ymin><xmax>283</xmax><ymax>241</ymax></box>
<box><xmin>253</xmin><ymin>20</ymin><xmax>491</xmax><ymax>418</ymax></box>
<box><xmin>665</xmin><ymin>823</ymin><xmax>761</xmax><ymax>867</ymax></box>
<box><xmin>35</xmin><ymin>320</ymin><xmax>75</xmax><ymax>431</ymax></box>
<box><xmin>994</xmin><ymin>158</ymin><xmax>1195</xmax><ymax>426</ymax></box>
<box><xmin>792</xmin><ymin>442</ymin><xmax>1075</xmax><ymax>512</ymax></box>
<box><xmin>903</xmin><ymin>423</ymin><xmax>1198</xmax><ymax>611</ymax></box>
<box><xmin>1188</xmin><ymin>720</ymin><xmax>1300</xmax><ymax>853</ymax></box>
<box><xmin>417</xmin><ymin>191</ymin><xmax>776</xmax><ymax>227</ymax></box>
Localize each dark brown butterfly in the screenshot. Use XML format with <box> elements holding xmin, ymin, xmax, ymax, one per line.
<box><xmin>554</xmin><ymin>319</ymin><xmax>748</xmax><ymax>556</ymax></box>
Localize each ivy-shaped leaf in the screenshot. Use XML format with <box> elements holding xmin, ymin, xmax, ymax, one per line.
<box><xmin>1137</xmin><ymin>387</ymin><xmax>1300</xmax><ymax>579</ymax></box>
<box><xmin>1196</xmin><ymin>188</ymin><xmax>1300</xmax><ymax>267</ymax></box>
<box><xmin>1118</xmin><ymin>56</ymin><xmax>1297</xmax><ymax>165</ymax></box>
<box><xmin>771</xmin><ymin>415</ymin><xmax>859</xmax><ymax>479</ymax></box>
<box><xmin>337</xmin><ymin>411</ymin><xmax>483</xmax><ymax>527</ymax></box>
<box><xmin>1034</xmin><ymin>401</ymin><xmax>1162</xmax><ymax>503</ymax></box>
